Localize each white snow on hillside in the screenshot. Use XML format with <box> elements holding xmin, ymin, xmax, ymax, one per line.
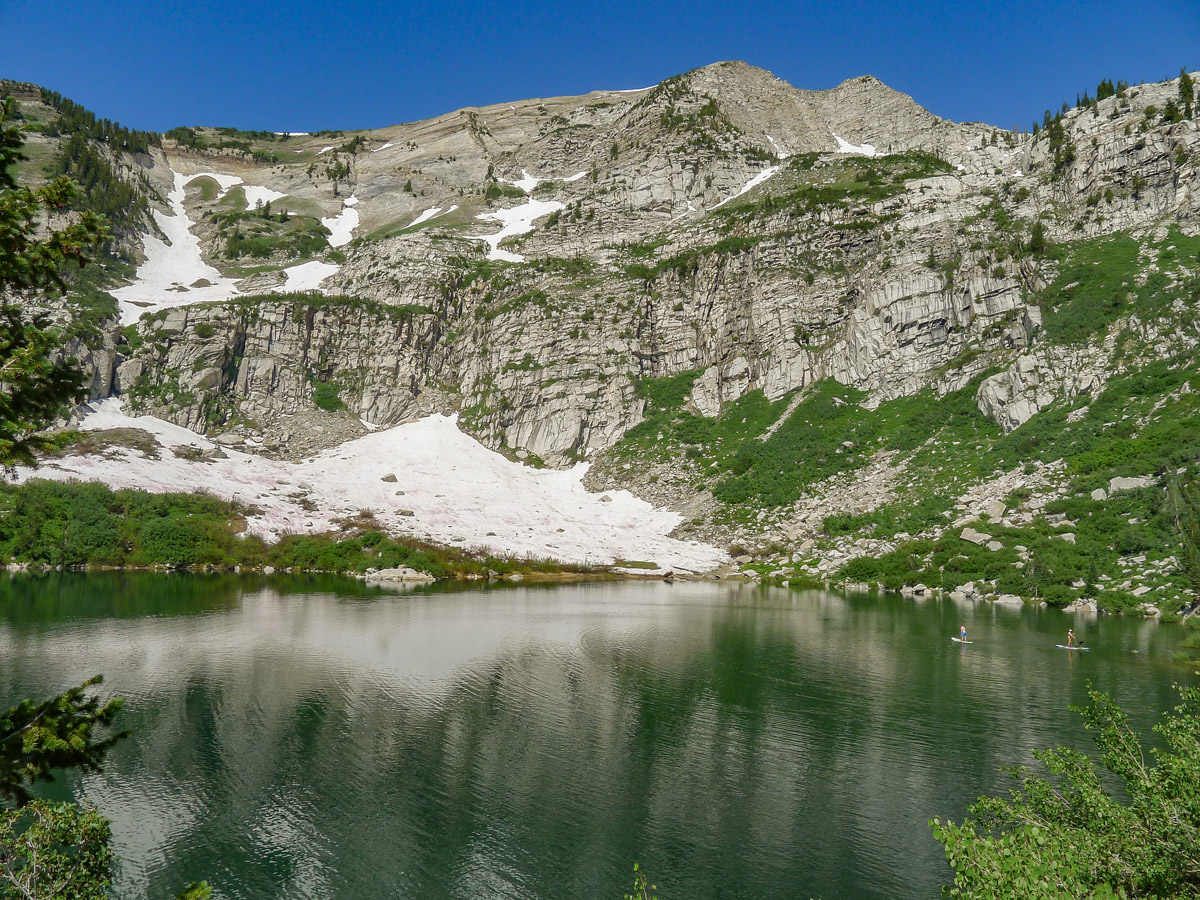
<box><xmin>110</xmin><ymin>172</ymin><xmax>243</xmax><ymax>325</ymax></box>
<box><xmin>562</xmin><ymin>171</ymin><xmax>588</xmax><ymax>182</ymax></box>
<box><xmin>473</xmin><ymin>198</ymin><xmax>564</xmax><ymax>262</ymax></box>
<box><xmin>833</xmin><ymin>134</ymin><xmax>878</xmax><ymax>156</ymax></box>
<box><xmin>371</xmin><ymin>142</ymin><xmax>395</xmax><ymax>153</ymax></box>
<box><xmin>23</xmin><ymin>400</ymin><xmax>726</xmax><ymax>572</ymax></box>
<box><xmin>321</xmin><ymin>195</ymin><xmax>359</xmax><ymax>247</ymax></box>
<box><xmin>283</xmin><ymin>260</ymin><xmax>339</xmax><ymax>291</ymax></box>
<box><xmin>243</xmin><ymin>185</ymin><xmax>288</xmax><ymax>209</ymax></box>
<box><xmin>408</xmin><ymin>206</ymin><xmax>443</xmax><ymax>228</ymax></box>
<box><xmin>318</xmin><ymin>146</ymin><xmax>335</xmax><ymax>155</ymax></box>
<box><xmin>766</xmin><ymin>135</ymin><xmax>791</xmax><ymax>160</ymax></box>
<box><xmin>508</xmin><ymin>170</ymin><xmax>541</xmax><ymax>193</ymax></box>
<box><xmin>191</xmin><ymin>172</ymin><xmax>244</xmax><ymax>199</ymax></box>
<box><xmin>713</xmin><ymin>165</ymin><xmax>781</xmax><ymax>209</ymax></box>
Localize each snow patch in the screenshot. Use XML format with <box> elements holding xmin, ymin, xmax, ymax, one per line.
<box><xmin>407</xmin><ymin>207</ymin><xmax>443</xmax><ymax>229</ymax></box>
<box><xmin>562</xmin><ymin>171</ymin><xmax>588</xmax><ymax>183</ymax></box>
<box><xmin>242</xmin><ymin>185</ymin><xmax>287</xmax><ymax>210</ymax></box>
<box><xmin>25</xmin><ymin>399</ymin><xmax>726</xmax><ymax>572</ymax></box>
<box><xmin>472</xmin><ymin>199</ymin><xmax>564</xmax><ymax>262</ymax></box>
<box><xmin>370</xmin><ymin>142</ymin><xmax>395</xmax><ymax>153</ymax></box>
<box><xmin>766</xmin><ymin>135</ymin><xmax>791</xmax><ymax>160</ymax></box>
<box><xmin>318</xmin><ymin>146</ymin><xmax>335</xmax><ymax>155</ymax></box>
<box><xmin>833</xmin><ymin>134</ymin><xmax>878</xmax><ymax>156</ymax></box>
<box><xmin>713</xmin><ymin>165</ymin><xmax>781</xmax><ymax>209</ymax></box>
<box><xmin>321</xmin><ymin>196</ymin><xmax>359</xmax><ymax>248</ymax></box>
<box><xmin>282</xmin><ymin>260</ymin><xmax>339</xmax><ymax>291</ymax></box>
<box><xmin>110</xmin><ymin>171</ymin><xmax>243</xmax><ymax>325</ymax></box>
<box><xmin>508</xmin><ymin>170</ymin><xmax>541</xmax><ymax>193</ymax></box>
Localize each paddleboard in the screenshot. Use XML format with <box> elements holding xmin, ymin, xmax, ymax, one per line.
<box><xmin>1055</xmin><ymin>644</ymin><xmax>1090</xmax><ymax>651</ymax></box>
<box><xmin>951</xmin><ymin>637</ymin><xmax>973</xmax><ymax>644</ymax></box>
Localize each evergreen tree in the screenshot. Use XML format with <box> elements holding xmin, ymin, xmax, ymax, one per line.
<box><xmin>0</xmin><ymin>677</ymin><xmax>126</xmax><ymax>806</ymax></box>
<box><xmin>1181</xmin><ymin>68</ymin><xmax>1195</xmax><ymax>119</ymax></box>
<box><xmin>0</xmin><ymin>96</ymin><xmax>108</xmax><ymax>470</ymax></box>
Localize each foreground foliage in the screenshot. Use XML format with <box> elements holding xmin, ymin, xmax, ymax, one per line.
<box><xmin>0</xmin><ymin>96</ymin><xmax>106</xmax><ymax>470</ymax></box>
<box><xmin>932</xmin><ymin>686</ymin><xmax>1200</xmax><ymax>899</ymax></box>
<box><xmin>0</xmin><ymin>801</ymin><xmax>113</xmax><ymax>900</ymax></box>
<box><xmin>0</xmin><ymin>479</ymin><xmax>593</xmax><ymax>578</ymax></box>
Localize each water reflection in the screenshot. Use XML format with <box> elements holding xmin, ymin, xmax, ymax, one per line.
<box><xmin>0</xmin><ymin>576</ymin><xmax>1193</xmax><ymax>900</ymax></box>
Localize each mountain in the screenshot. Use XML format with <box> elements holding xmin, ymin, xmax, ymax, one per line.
<box><xmin>5</xmin><ymin>63</ymin><xmax>1200</xmax><ymax>610</ymax></box>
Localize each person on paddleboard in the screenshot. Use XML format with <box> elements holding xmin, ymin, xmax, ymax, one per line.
<box><xmin>1067</xmin><ymin>628</ymin><xmax>1078</xmax><ymax>648</ymax></box>
<box><xmin>960</xmin><ymin>624</ymin><xmax>967</xmax><ymax>643</ymax></box>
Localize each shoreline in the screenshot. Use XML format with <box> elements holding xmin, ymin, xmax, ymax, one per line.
<box><xmin>2</xmin><ymin>561</ymin><xmax>1192</xmax><ymax>625</ymax></box>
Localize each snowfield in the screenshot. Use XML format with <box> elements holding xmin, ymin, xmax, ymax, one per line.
<box><xmin>24</xmin><ymin>400</ymin><xmax>727</xmax><ymax>573</ymax></box>
<box><xmin>321</xmin><ymin>195</ymin><xmax>359</xmax><ymax>247</ymax></box>
<box><xmin>473</xmin><ymin>198</ymin><xmax>564</xmax><ymax>262</ymax></box>
<box><xmin>833</xmin><ymin>134</ymin><xmax>878</xmax><ymax>156</ymax></box>
<box><xmin>111</xmin><ymin>172</ymin><xmax>243</xmax><ymax>324</ymax></box>
<box><xmin>282</xmin><ymin>260</ymin><xmax>340</xmax><ymax>291</ymax></box>
<box><xmin>243</xmin><ymin>185</ymin><xmax>288</xmax><ymax>209</ymax></box>
<box><xmin>111</xmin><ymin>168</ymin><xmax>355</xmax><ymax>322</ymax></box>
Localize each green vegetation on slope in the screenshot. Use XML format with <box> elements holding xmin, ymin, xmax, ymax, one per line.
<box><xmin>1039</xmin><ymin>228</ymin><xmax>1200</xmax><ymax>344</ymax></box>
<box><xmin>0</xmin><ymin>479</ymin><xmax>591</xmax><ymax>579</ymax></box>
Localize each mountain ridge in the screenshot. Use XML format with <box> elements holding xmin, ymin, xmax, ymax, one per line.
<box><xmin>5</xmin><ymin>64</ymin><xmax>1200</xmax><ymax>608</ymax></box>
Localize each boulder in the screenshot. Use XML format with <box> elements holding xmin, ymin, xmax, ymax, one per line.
<box><xmin>961</xmin><ymin>527</ymin><xmax>991</xmax><ymax>545</ymax></box>
<box><xmin>1109</xmin><ymin>475</ymin><xmax>1156</xmax><ymax>493</ymax></box>
<box><xmin>365</xmin><ymin>566</ymin><xmax>436</xmax><ymax>584</ymax></box>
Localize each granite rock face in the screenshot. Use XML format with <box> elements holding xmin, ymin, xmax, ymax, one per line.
<box><xmin>58</xmin><ymin>63</ymin><xmax>1198</xmax><ymax>480</ymax></box>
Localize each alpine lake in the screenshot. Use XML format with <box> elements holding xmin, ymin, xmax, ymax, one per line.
<box><xmin>0</xmin><ymin>573</ymin><xmax>1194</xmax><ymax>900</ymax></box>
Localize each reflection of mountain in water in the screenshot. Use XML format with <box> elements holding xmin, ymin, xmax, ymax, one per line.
<box><xmin>0</xmin><ymin>579</ymin><xmax>1191</xmax><ymax>900</ymax></box>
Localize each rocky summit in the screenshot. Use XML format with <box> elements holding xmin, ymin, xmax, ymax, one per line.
<box><xmin>6</xmin><ymin>62</ymin><xmax>1200</xmax><ymax>606</ymax></box>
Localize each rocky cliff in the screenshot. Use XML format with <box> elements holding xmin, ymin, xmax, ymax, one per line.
<box><xmin>12</xmin><ymin>63</ymin><xmax>1200</xmax><ymax>605</ymax></box>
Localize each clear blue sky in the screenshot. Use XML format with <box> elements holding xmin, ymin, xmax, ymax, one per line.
<box><xmin>4</xmin><ymin>0</ymin><xmax>1198</xmax><ymax>134</ymax></box>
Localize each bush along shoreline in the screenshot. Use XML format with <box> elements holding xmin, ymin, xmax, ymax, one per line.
<box><xmin>0</xmin><ymin>479</ymin><xmax>609</xmax><ymax>582</ymax></box>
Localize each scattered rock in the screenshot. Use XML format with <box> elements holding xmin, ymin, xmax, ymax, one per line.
<box><xmin>961</xmin><ymin>527</ymin><xmax>991</xmax><ymax>545</ymax></box>
<box><xmin>1109</xmin><ymin>475</ymin><xmax>1156</xmax><ymax>493</ymax></box>
<box><xmin>381</xmin><ymin>473</ymin><xmax>398</xmax><ymax>483</ymax></box>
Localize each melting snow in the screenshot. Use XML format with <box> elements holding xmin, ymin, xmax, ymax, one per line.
<box><xmin>318</xmin><ymin>146</ymin><xmax>335</xmax><ymax>155</ymax></box>
<box><xmin>321</xmin><ymin>196</ymin><xmax>359</xmax><ymax>248</ymax></box>
<box><xmin>110</xmin><ymin>172</ymin><xmax>243</xmax><ymax>325</ymax></box>
<box><xmin>508</xmin><ymin>170</ymin><xmax>541</xmax><ymax>193</ymax></box>
<box><xmin>243</xmin><ymin>185</ymin><xmax>287</xmax><ymax>209</ymax></box>
<box><xmin>282</xmin><ymin>260</ymin><xmax>339</xmax><ymax>291</ymax></box>
<box><xmin>472</xmin><ymin>198</ymin><xmax>564</xmax><ymax>262</ymax></box>
<box><xmin>713</xmin><ymin>165</ymin><xmax>781</xmax><ymax>209</ymax></box>
<box><xmin>24</xmin><ymin>400</ymin><xmax>726</xmax><ymax>572</ymax></box>
<box><xmin>562</xmin><ymin>171</ymin><xmax>588</xmax><ymax>182</ymax></box>
<box><xmin>833</xmin><ymin>134</ymin><xmax>878</xmax><ymax>156</ymax></box>
<box><xmin>370</xmin><ymin>142</ymin><xmax>395</xmax><ymax>153</ymax></box>
<box><xmin>408</xmin><ymin>206</ymin><xmax>444</xmax><ymax>228</ymax></box>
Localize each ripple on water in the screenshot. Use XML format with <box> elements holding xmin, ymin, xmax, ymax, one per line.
<box><xmin>0</xmin><ymin>578</ymin><xmax>1194</xmax><ymax>900</ymax></box>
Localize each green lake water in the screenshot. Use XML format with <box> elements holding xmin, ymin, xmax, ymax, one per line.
<box><xmin>0</xmin><ymin>573</ymin><xmax>1194</xmax><ymax>900</ymax></box>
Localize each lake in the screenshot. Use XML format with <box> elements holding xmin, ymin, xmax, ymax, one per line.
<box><xmin>0</xmin><ymin>574</ymin><xmax>1194</xmax><ymax>900</ymax></box>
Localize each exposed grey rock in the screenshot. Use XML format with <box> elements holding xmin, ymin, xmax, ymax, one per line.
<box><xmin>1109</xmin><ymin>476</ymin><xmax>1156</xmax><ymax>492</ymax></box>
<box><xmin>961</xmin><ymin>527</ymin><xmax>991</xmax><ymax>545</ymax></box>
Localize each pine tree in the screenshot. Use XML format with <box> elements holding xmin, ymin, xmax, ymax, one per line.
<box><xmin>1181</xmin><ymin>67</ymin><xmax>1195</xmax><ymax>119</ymax></box>
<box><xmin>0</xmin><ymin>676</ymin><xmax>126</xmax><ymax>806</ymax></box>
<box><xmin>0</xmin><ymin>96</ymin><xmax>107</xmax><ymax>470</ymax></box>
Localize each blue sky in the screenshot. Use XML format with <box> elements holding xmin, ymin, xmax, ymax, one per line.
<box><xmin>4</xmin><ymin>0</ymin><xmax>1198</xmax><ymax>133</ymax></box>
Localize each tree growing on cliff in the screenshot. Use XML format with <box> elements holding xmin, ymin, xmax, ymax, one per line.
<box><xmin>0</xmin><ymin>95</ymin><xmax>108</xmax><ymax>470</ymax></box>
<box><xmin>932</xmin><ymin>686</ymin><xmax>1200</xmax><ymax>899</ymax></box>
